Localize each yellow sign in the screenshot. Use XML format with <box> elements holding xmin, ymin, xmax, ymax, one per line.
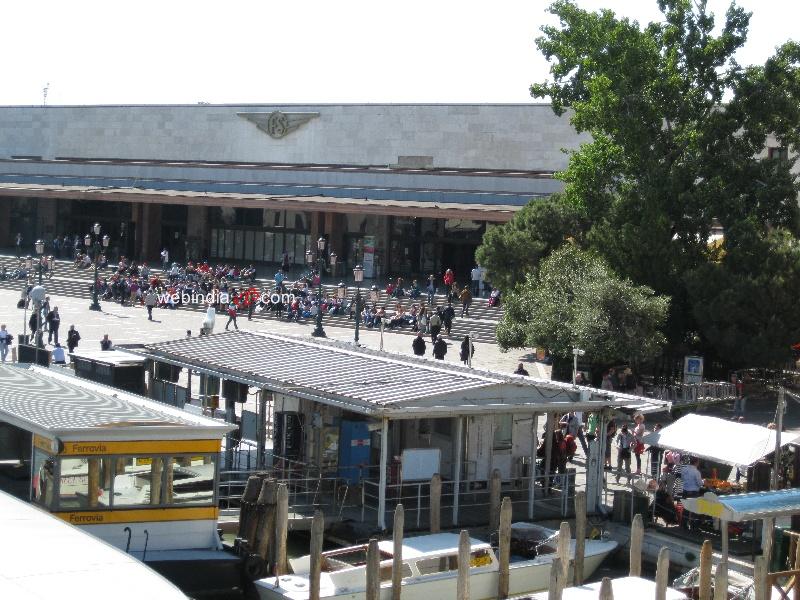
<box><xmin>53</xmin><ymin>506</ymin><xmax>218</xmax><ymax>525</ymax></box>
<box><xmin>33</xmin><ymin>434</ymin><xmax>55</xmax><ymax>454</ymax></box>
<box><xmin>60</xmin><ymin>439</ymin><xmax>221</xmax><ymax>456</ymax></box>
<box><xmin>696</xmin><ymin>498</ymin><xmax>724</xmax><ymax>518</ymax></box>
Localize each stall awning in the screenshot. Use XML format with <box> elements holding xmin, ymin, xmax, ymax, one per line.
<box><xmin>641</xmin><ymin>413</ymin><xmax>800</xmax><ymax>467</ymax></box>
<box><xmin>682</xmin><ymin>489</ymin><xmax>800</xmax><ymax>522</ymax></box>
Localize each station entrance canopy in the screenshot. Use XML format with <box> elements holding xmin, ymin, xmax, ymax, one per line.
<box><xmin>135</xmin><ymin>331</ymin><xmax>667</xmax><ymax>418</ymax></box>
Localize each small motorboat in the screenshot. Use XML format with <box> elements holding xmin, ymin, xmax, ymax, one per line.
<box><xmin>672</xmin><ymin>566</ymin><xmax>754</xmax><ymax>600</ymax></box>
<box><xmin>255</xmin><ymin>523</ymin><xmax>618</xmax><ymax>599</ymax></box>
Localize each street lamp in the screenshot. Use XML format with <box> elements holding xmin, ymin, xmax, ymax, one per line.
<box><xmin>329</xmin><ymin>250</ymin><xmax>337</xmax><ymax>279</ymax></box>
<box><xmin>87</xmin><ymin>225</ymin><xmax>110</xmax><ymax>311</ymax></box>
<box><xmin>572</xmin><ymin>347</ymin><xmax>586</xmax><ymax>385</ymax></box>
<box><xmin>34</xmin><ymin>239</ymin><xmax>45</xmax><ymax>284</ymax></box>
<box><xmin>353</xmin><ymin>265</ymin><xmax>364</xmax><ymax>346</ymax></box>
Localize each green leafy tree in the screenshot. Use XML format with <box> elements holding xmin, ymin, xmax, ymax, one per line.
<box><xmin>686</xmin><ymin>223</ymin><xmax>800</xmax><ymax>368</ymax></box>
<box><xmin>476</xmin><ymin>195</ymin><xmax>588</xmax><ymax>291</ymax></box>
<box><xmin>498</xmin><ymin>245</ymin><xmax>669</xmax><ymax>379</ymax></box>
<box><xmin>522</xmin><ymin>0</ymin><xmax>800</xmax><ymax>368</ymax></box>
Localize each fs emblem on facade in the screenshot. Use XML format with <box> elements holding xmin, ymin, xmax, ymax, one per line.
<box><xmin>237</xmin><ymin>110</ymin><xmax>320</xmax><ymax>138</ymax></box>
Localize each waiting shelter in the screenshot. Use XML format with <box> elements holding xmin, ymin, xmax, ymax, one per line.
<box><xmin>135</xmin><ymin>330</ymin><xmax>666</xmax><ymax>529</ymax></box>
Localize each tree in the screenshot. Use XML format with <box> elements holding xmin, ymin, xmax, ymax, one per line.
<box><xmin>497</xmin><ymin>245</ymin><xmax>669</xmax><ymax>379</ymax></box>
<box><xmin>476</xmin><ymin>194</ymin><xmax>588</xmax><ymax>291</ymax></box>
<box><xmin>524</xmin><ymin>0</ymin><xmax>800</xmax><ymax>368</ymax></box>
<box><xmin>685</xmin><ymin>223</ymin><xmax>800</xmax><ymax>369</ymax></box>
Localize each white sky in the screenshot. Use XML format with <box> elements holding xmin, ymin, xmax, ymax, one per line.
<box><xmin>1</xmin><ymin>0</ymin><xmax>797</xmax><ymax>105</ymax></box>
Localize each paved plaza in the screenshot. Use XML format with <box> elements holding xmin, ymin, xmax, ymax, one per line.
<box><xmin>0</xmin><ymin>258</ymin><xmax>548</xmax><ymax>378</ymax></box>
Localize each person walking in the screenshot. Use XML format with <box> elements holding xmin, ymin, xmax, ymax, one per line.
<box><xmin>426</xmin><ymin>275</ymin><xmax>436</xmax><ymax>305</ymax></box>
<box><xmin>429</xmin><ymin>310</ymin><xmax>442</xmax><ymax>342</ymax></box>
<box><xmin>225</xmin><ymin>303</ymin><xmax>239</xmax><ymax>331</ymax></box>
<box><xmin>0</xmin><ymin>324</ymin><xmax>11</xmax><ymax>362</ymax></box>
<box><xmin>160</xmin><ymin>248</ymin><xmax>169</xmax><ymax>271</ymax></box>
<box><xmin>15</xmin><ymin>233</ymin><xmax>22</xmax><ymax>258</ymax></box>
<box><xmin>144</xmin><ymin>289</ymin><xmax>158</xmax><ymax>320</ymax></box>
<box><xmin>458</xmin><ymin>285</ymin><xmax>472</xmax><ymax>317</ymax></box>
<box><xmin>66</xmin><ymin>325</ymin><xmax>80</xmax><ymax>353</ymax></box>
<box><xmin>432</xmin><ymin>335</ymin><xmax>448</xmax><ymax>360</ymax></box>
<box><xmin>648</xmin><ymin>423</ymin><xmax>663</xmax><ymax>477</ymax></box>
<box><xmin>615</xmin><ymin>424</ymin><xmax>634</xmax><ymax>483</ymax></box>
<box><xmin>442</xmin><ymin>303</ymin><xmax>455</xmax><ymax>335</ymax></box>
<box><xmin>459</xmin><ymin>335</ymin><xmax>474</xmax><ymax>365</ymax></box>
<box><xmin>45</xmin><ymin>307</ymin><xmax>60</xmax><ymax>345</ymax></box>
<box><xmin>412</xmin><ymin>332</ymin><xmax>426</xmax><ymax>356</ymax></box>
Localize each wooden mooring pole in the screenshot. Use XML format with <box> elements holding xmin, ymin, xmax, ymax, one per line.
<box><xmin>457</xmin><ymin>530</ymin><xmax>471</xmax><ymax>600</ymax></box>
<box><xmin>699</xmin><ymin>539</ymin><xmax>713</xmax><ymax>600</ymax></box>
<box><xmin>274</xmin><ymin>483</ymin><xmax>289</xmax><ymax>576</ymax></box>
<box><xmin>548</xmin><ymin>556</ymin><xmax>564</xmax><ymax>600</ymax></box>
<box><xmin>430</xmin><ymin>473</ymin><xmax>441</xmax><ymax>533</ymax></box>
<box><xmin>309</xmin><ymin>511</ymin><xmax>324</xmax><ymax>600</ymax></box>
<box><xmin>574</xmin><ymin>490</ymin><xmax>587</xmax><ymax>586</ymax></box>
<box><xmin>392</xmin><ymin>504</ymin><xmax>404</xmax><ymax>600</ymax></box>
<box><xmin>489</xmin><ymin>468</ymin><xmax>502</xmax><ymax>533</ymax></box>
<box><xmin>557</xmin><ymin>521</ymin><xmax>571</xmax><ymax>584</ymax></box>
<box><xmin>629</xmin><ymin>513</ymin><xmax>643</xmax><ymax>577</ymax></box>
<box><xmin>713</xmin><ymin>561</ymin><xmax>728</xmax><ymax>600</ymax></box>
<box><xmin>238</xmin><ymin>475</ymin><xmax>264</xmax><ymax>541</ymax></box>
<box><xmin>254</xmin><ymin>479</ymin><xmax>277</xmax><ymax>568</ymax></box>
<box><xmin>366</xmin><ymin>538</ymin><xmax>380</xmax><ymax>600</ymax></box>
<box><xmin>654</xmin><ymin>547</ymin><xmax>670</xmax><ymax>600</ymax></box>
<box><xmin>498</xmin><ymin>497</ymin><xmax>512</xmax><ymax>599</ymax></box>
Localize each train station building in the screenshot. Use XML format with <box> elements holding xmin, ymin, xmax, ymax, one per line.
<box><xmin>0</xmin><ymin>103</ymin><xmax>587</xmax><ymax>281</ymax></box>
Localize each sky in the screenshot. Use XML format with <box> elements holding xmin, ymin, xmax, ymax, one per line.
<box><xmin>1</xmin><ymin>0</ymin><xmax>797</xmax><ymax>106</ymax></box>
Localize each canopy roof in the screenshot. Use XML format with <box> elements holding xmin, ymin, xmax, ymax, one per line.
<box><xmin>0</xmin><ymin>490</ymin><xmax>187</xmax><ymax>600</ymax></box>
<box><xmin>682</xmin><ymin>489</ymin><xmax>800</xmax><ymax>522</ymax></box>
<box><xmin>0</xmin><ymin>365</ymin><xmax>234</xmax><ymax>441</ymax></box>
<box><xmin>642</xmin><ymin>414</ymin><xmax>800</xmax><ymax>467</ymax></box>
<box><xmin>137</xmin><ymin>331</ymin><xmax>666</xmax><ymax>418</ymax></box>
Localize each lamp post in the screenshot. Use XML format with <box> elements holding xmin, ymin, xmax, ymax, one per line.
<box><xmin>22</xmin><ymin>255</ymin><xmax>32</xmax><ymax>344</ymax></box>
<box><xmin>34</xmin><ymin>239</ymin><xmax>45</xmax><ymax>284</ymax></box>
<box><xmin>572</xmin><ymin>347</ymin><xmax>586</xmax><ymax>385</ymax></box>
<box><xmin>317</xmin><ymin>236</ymin><xmax>326</xmax><ymax>275</ymax></box>
<box><xmin>86</xmin><ymin>223</ymin><xmax>110</xmax><ymax>311</ymax></box>
<box><xmin>353</xmin><ymin>265</ymin><xmax>364</xmax><ymax>346</ymax></box>
<box><xmin>330</xmin><ymin>250</ymin><xmax>337</xmax><ymax>279</ymax></box>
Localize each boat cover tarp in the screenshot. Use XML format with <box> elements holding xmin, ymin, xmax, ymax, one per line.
<box><xmin>681</xmin><ymin>489</ymin><xmax>800</xmax><ymax>522</ymax></box>
<box><xmin>641</xmin><ymin>413</ymin><xmax>800</xmax><ymax>467</ymax></box>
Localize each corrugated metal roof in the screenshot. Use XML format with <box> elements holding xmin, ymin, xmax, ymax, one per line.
<box><xmin>140</xmin><ymin>332</ymin><xmax>669</xmax><ymax>417</ymax></box>
<box><xmin>0</xmin><ymin>365</ymin><xmax>231</xmax><ymax>438</ymax></box>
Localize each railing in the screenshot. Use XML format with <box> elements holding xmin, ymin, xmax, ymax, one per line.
<box><xmin>645</xmin><ymin>381</ymin><xmax>736</xmax><ymax>405</ymax></box>
<box><xmin>360</xmin><ymin>470</ymin><xmax>577</xmax><ymax>529</ymax></box>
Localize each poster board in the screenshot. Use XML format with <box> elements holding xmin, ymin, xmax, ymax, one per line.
<box><xmin>683</xmin><ymin>355</ymin><xmax>704</xmax><ymax>384</ymax></box>
<box><xmin>401</xmin><ymin>448</ymin><xmax>441</xmax><ymax>481</ymax></box>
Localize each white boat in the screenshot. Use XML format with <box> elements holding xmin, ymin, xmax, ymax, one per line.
<box><xmin>255</xmin><ymin>523</ymin><xmax>618</xmax><ymax>599</ymax></box>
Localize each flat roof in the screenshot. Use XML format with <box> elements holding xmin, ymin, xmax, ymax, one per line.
<box><xmin>0</xmin><ymin>365</ymin><xmax>234</xmax><ymax>440</ymax></box>
<box><xmin>377</xmin><ymin>533</ymin><xmax>489</xmax><ymax>559</ymax></box>
<box><xmin>138</xmin><ymin>331</ymin><xmax>666</xmax><ymax>418</ymax></box>
<box><xmin>0</xmin><ymin>490</ymin><xmax>187</xmax><ymax>600</ymax></box>
<box><xmin>70</xmin><ymin>349</ymin><xmax>147</xmax><ymax>366</ymax></box>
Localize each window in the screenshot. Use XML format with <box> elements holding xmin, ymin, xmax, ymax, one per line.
<box><xmin>167</xmin><ymin>456</ymin><xmax>215</xmax><ymax>505</ymax></box>
<box><xmin>768</xmin><ymin>146</ymin><xmax>789</xmax><ymax>161</ymax></box>
<box><xmin>58</xmin><ymin>457</ymin><xmax>113</xmax><ymax>509</ymax></box>
<box><xmin>416</xmin><ymin>550</ymin><xmax>491</xmax><ymax>576</ymax></box>
<box><xmin>32</xmin><ymin>449</ymin><xmax>55</xmax><ymax>508</ymax></box>
<box><xmin>112</xmin><ymin>456</ymin><xmax>165</xmax><ymax>506</ymax></box>
<box><xmin>493</xmin><ymin>415</ymin><xmax>513</xmax><ymax>452</ymax></box>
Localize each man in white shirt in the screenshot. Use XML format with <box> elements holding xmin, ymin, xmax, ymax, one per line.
<box><xmin>470</xmin><ymin>265</ymin><xmax>481</xmax><ymax>296</ymax></box>
<box><xmin>681</xmin><ymin>457</ymin><xmax>704</xmax><ymax>497</ymax></box>
<box><xmin>51</xmin><ymin>343</ymin><xmax>66</xmax><ymax>365</ymax></box>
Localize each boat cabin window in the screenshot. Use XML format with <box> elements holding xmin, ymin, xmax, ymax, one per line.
<box><xmin>416</xmin><ymin>549</ymin><xmax>493</xmax><ymax>575</ymax></box>
<box><xmin>48</xmin><ymin>453</ymin><xmax>217</xmax><ymax>510</ymax></box>
<box><xmin>58</xmin><ymin>457</ymin><xmax>114</xmax><ymax>509</ymax></box>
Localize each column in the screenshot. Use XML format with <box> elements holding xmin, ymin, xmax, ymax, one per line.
<box><xmin>186</xmin><ymin>205</ymin><xmax>209</xmax><ymax>261</ymax></box>
<box><xmin>0</xmin><ymin>198</ymin><xmax>11</xmax><ymax>246</ymax></box>
<box><xmin>139</xmin><ymin>203</ymin><xmax>162</xmax><ymax>261</ymax></box>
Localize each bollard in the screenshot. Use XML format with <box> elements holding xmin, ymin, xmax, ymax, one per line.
<box><xmin>254</xmin><ymin>480</ymin><xmax>278</xmax><ymax>567</ymax></box>
<box><xmin>629</xmin><ymin>513</ymin><xmax>643</xmax><ymax>577</ymax></box>
<box><xmin>238</xmin><ymin>475</ymin><xmax>264</xmax><ymax>541</ymax></box>
<box><xmin>598</xmin><ymin>577</ymin><xmax>614</xmax><ymax>600</ymax></box>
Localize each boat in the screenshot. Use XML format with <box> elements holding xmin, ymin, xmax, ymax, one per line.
<box><xmin>672</xmin><ymin>567</ymin><xmax>753</xmax><ymax>600</ymax></box>
<box><xmin>255</xmin><ymin>523</ymin><xmax>618</xmax><ymax>599</ymax></box>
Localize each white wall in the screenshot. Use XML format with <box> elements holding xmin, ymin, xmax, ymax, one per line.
<box><xmin>0</xmin><ymin>104</ymin><xmax>589</xmax><ymax>171</ymax></box>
